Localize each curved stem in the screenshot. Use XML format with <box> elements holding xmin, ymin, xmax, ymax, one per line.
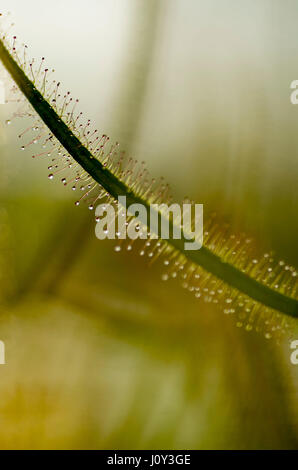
<box><xmin>0</xmin><ymin>38</ymin><xmax>297</xmax><ymax>318</ymax></box>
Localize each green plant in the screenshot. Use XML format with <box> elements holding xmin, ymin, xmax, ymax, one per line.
<box><xmin>0</xmin><ymin>17</ymin><xmax>297</xmax><ymax>340</ymax></box>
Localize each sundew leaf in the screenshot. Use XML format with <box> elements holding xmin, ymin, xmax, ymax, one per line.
<box><xmin>0</xmin><ymin>14</ymin><xmax>297</xmax><ymax>340</ymax></box>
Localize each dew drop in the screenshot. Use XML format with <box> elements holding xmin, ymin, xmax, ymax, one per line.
<box><xmin>5</xmin><ymin>120</ymin><xmax>11</xmax><ymax>125</ymax></box>
<box><xmin>114</xmin><ymin>246</ymin><xmax>121</xmax><ymax>252</ymax></box>
<box><xmin>161</xmin><ymin>274</ymin><xmax>169</xmax><ymax>281</ymax></box>
<box><xmin>88</xmin><ymin>204</ymin><xmax>94</xmax><ymax>210</ymax></box>
<box><xmin>48</xmin><ymin>174</ymin><xmax>54</xmax><ymax>180</ymax></box>
<box><xmin>75</xmin><ymin>201</ymin><xmax>80</xmax><ymax>206</ymax></box>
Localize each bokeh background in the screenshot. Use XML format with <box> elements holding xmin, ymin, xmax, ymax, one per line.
<box><xmin>0</xmin><ymin>0</ymin><xmax>297</xmax><ymax>449</ymax></box>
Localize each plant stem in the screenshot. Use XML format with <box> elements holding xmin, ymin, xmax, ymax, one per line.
<box><xmin>0</xmin><ymin>38</ymin><xmax>297</xmax><ymax>318</ymax></box>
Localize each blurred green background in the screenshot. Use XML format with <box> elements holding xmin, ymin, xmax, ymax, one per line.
<box><xmin>0</xmin><ymin>0</ymin><xmax>297</xmax><ymax>449</ymax></box>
